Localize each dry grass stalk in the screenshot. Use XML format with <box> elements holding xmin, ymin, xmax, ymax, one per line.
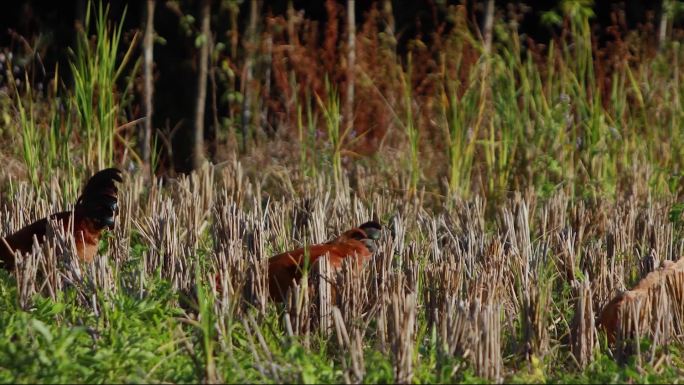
<box><xmin>332</xmin><ymin>306</ymin><xmax>365</xmax><ymax>383</ymax></box>
<box><xmin>389</xmin><ymin>285</ymin><xmax>416</xmax><ymax>383</ymax></box>
<box><xmin>135</xmin><ymin>197</ymin><xmax>182</xmax><ymax>285</ymax></box>
<box><xmin>504</xmin><ymin>200</ymin><xmax>551</xmax><ymax>360</ymax></box>
<box><xmin>435</xmin><ymin>297</ymin><xmax>503</xmax><ymax>381</ymax></box>
<box><xmin>338</xmin><ymin>253</ymin><xmax>371</xmax><ymax>326</ymax></box>
<box><xmin>473</xmin><ymin>302</ymin><xmax>503</xmax><ymax>382</ymax></box>
<box><xmin>4</xmin><ymin>162</ymin><xmax>684</xmax><ymax>379</ymax></box>
<box><xmin>14</xmin><ymin>238</ymin><xmax>40</xmax><ymax>309</ymax></box>
<box><xmin>243</xmin><ymin>212</ymin><xmax>268</xmax><ymax>314</ymax></box>
<box><xmin>571</xmin><ymin>279</ymin><xmax>597</xmax><ymax>368</ymax></box>
<box><xmin>211</xmin><ymin>196</ymin><xmax>250</xmax><ymax>319</ymax></box>
<box><xmin>314</xmin><ymin>254</ymin><xmax>334</xmax><ymax>336</ymax></box>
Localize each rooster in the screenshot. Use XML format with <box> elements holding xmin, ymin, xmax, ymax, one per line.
<box><xmin>598</xmin><ymin>257</ymin><xmax>684</xmax><ymax>344</ymax></box>
<box><xmin>0</xmin><ymin>168</ymin><xmax>123</xmax><ymax>271</ymax></box>
<box><xmin>267</xmin><ymin>221</ymin><xmax>382</xmax><ymax>302</ymax></box>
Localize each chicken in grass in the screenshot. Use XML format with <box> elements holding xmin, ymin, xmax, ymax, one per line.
<box><xmin>267</xmin><ymin>221</ymin><xmax>382</xmax><ymax>302</ymax></box>
<box><xmin>597</xmin><ymin>256</ymin><xmax>684</xmax><ymax>344</ymax></box>
<box><xmin>0</xmin><ymin>168</ymin><xmax>123</xmax><ymax>271</ymax></box>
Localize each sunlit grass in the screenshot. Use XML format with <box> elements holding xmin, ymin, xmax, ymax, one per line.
<box><xmin>2</xmin><ymin>1</ymin><xmax>684</xmax><ymax>383</ymax></box>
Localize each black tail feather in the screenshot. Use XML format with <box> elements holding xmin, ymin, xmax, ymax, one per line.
<box><xmin>78</xmin><ymin>168</ymin><xmax>123</xmax><ymax>203</ymax></box>
<box><xmin>76</xmin><ymin>168</ymin><xmax>123</xmax><ymax>229</ymax></box>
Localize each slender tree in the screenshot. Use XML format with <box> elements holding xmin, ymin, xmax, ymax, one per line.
<box><xmin>142</xmin><ymin>0</ymin><xmax>155</xmax><ymax>176</ymax></box>
<box><xmin>659</xmin><ymin>0</ymin><xmax>671</xmax><ymax>51</ymax></box>
<box><xmin>345</xmin><ymin>0</ymin><xmax>356</xmax><ymax>133</ymax></box>
<box><xmin>193</xmin><ymin>0</ymin><xmax>211</xmax><ymax>170</ymax></box>
<box><xmin>483</xmin><ymin>0</ymin><xmax>495</xmax><ymax>55</ymax></box>
<box><xmin>241</xmin><ymin>0</ymin><xmax>260</xmax><ymax>153</ymax></box>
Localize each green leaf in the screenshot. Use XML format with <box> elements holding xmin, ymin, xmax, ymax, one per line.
<box><xmin>541</xmin><ymin>10</ymin><xmax>563</xmax><ymax>27</ymax></box>
<box><xmin>195</xmin><ymin>34</ymin><xmax>207</xmax><ymax>48</ymax></box>
<box><xmin>669</xmin><ymin>203</ymin><xmax>684</xmax><ymax>224</ymax></box>
<box><xmin>30</xmin><ymin>319</ymin><xmax>53</xmax><ymax>343</ymax></box>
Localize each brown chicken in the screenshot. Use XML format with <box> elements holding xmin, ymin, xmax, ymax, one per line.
<box><xmin>597</xmin><ymin>257</ymin><xmax>684</xmax><ymax>344</ymax></box>
<box><xmin>0</xmin><ymin>168</ymin><xmax>123</xmax><ymax>271</ymax></box>
<box><xmin>267</xmin><ymin>221</ymin><xmax>382</xmax><ymax>303</ymax></box>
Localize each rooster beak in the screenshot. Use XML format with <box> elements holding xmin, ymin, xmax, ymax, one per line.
<box><xmin>103</xmin><ymin>216</ymin><xmax>116</xmax><ymax>230</ymax></box>
<box><xmin>108</xmin><ymin>201</ymin><xmax>118</xmax><ymax>212</ymax></box>
<box><xmin>362</xmin><ymin>239</ymin><xmax>378</xmax><ymax>253</ymax></box>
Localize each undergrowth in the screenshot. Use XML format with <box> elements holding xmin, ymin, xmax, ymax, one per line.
<box><xmin>2</xmin><ymin>1</ymin><xmax>684</xmax><ymax>383</ymax></box>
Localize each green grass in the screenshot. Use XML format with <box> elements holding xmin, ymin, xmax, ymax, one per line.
<box><xmin>3</xmin><ymin>1</ymin><xmax>684</xmax><ymax>201</ymax></box>
<box><xmin>0</xmin><ymin>273</ymin><xmax>195</xmax><ymax>383</ymax></box>
<box><xmin>2</xmin><ymin>268</ymin><xmax>684</xmax><ymax>383</ymax></box>
<box><xmin>2</xmin><ymin>0</ymin><xmax>136</xmax><ymax>198</ymax></box>
<box><xmin>69</xmin><ymin>1</ymin><xmax>137</xmax><ymax>172</ymax></box>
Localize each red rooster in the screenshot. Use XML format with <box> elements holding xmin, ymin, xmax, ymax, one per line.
<box><xmin>598</xmin><ymin>257</ymin><xmax>684</xmax><ymax>344</ymax></box>
<box><xmin>267</xmin><ymin>221</ymin><xmax>381</xmax><ymax>302</ymax></box>
<box><xmin>213</xmin><ymin>221</ymin><xmax>381</xmax><ymax>303</ymax></box>
<box><xmin>0</xmin><ymin>168</ymin><xmax>123</xmax><ymax>271</ymax></box>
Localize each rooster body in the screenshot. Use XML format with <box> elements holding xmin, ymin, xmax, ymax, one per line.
<box><xmin>0</xmin><ymin>168</ymin><xmax>122</xmax><ymax>271</ymax></box>
<box><xmin>267</xmin><ymin>221</ymin><xmax>381</xmax><ymax>302</ymax></box>
<box><xmin>598</xmin><ymin>257</ymin><xmax>684</xmax><ymax>344</ymax></box>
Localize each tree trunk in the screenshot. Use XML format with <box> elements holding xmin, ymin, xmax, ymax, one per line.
<box><xmin>193</xmin><ymin>0</ymin><xmax>211</xmax><ymax>170</ymax></box>
<box><xmin>142</xmin><ymin>0</ymin><xmax>155</xmax><ymax>176</ymax></box>
<box><xmin>483</xmin><ymin>0</ymin><xmax>495</xmax><ymax>55</ymax></box>
<box><xmin>208</xmin><ymin>31</ymin><xmax>219</xmax><ymax>160</ymax></box>
<box><xmin>658</xmin><ymin>0</ymin><xmax>670</xmax><ymax>51</ymax></box>
<box><xmin>345</xmin><ymin>0</ymin><xmax>356</xmax><ymax>132</ymax></box>
<box><xmin>241</xmin><ymin>0</ymin><xmax>260</xmax><ymax>153</ymax></box>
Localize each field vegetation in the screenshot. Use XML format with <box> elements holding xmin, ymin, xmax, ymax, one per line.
<box><xmin>2</xmin><ymin>0</ymin><xmax>684</xmax><ymax>383</ymax></box>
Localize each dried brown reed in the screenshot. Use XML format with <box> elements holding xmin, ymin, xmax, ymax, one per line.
<box><xmin>2</xmin><ymin>162</ymin><xmax>684</xmax><ymax>382</ymax></box>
